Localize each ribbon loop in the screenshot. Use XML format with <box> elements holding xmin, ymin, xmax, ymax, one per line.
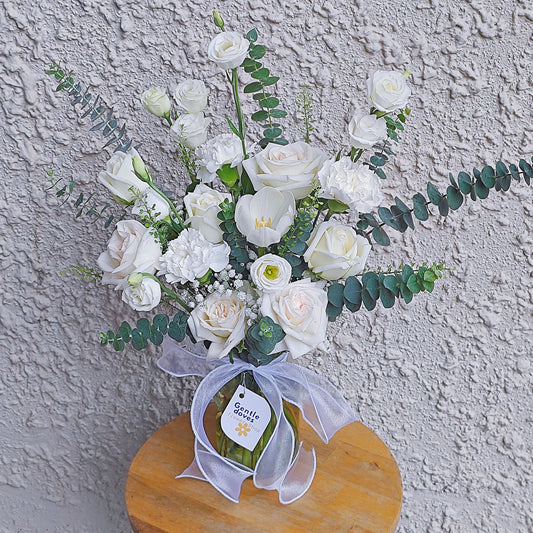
<box><xmin>159</xmin><ymin>339</ymin><xmax>355</xmax><ymax>504</ymax></box>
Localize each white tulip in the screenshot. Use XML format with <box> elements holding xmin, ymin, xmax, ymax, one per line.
<box><xmin>98</xmin><ymin>149</ymin><xmax>148</xmax><ymax>203</ymax></box>
<box><xmin>235</xmin><ymin>187</ymin><xmax>295</xmax><ymax>247</ymax></box>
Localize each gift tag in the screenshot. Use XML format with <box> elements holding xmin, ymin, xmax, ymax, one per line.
<box><xmin>220</xmin><ymin>385</ymin><xmax>272</xmax><ymax>452</ymax></box>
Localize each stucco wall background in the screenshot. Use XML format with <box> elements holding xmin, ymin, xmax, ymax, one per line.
<box><xmin>1</xmin><ymin>0</ymin><xmax>531</xmax><ymax>531</ymax></box>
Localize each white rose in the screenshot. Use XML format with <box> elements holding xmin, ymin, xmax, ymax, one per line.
<box><xmin>188</xmin><ymin>291</ymin><xmax>247</xmax><ymax>360</ymax></box>
<box><xmin>173</xmin><ymin>79</ymin><xmax>210</xmax><ymax>114</ymax></box>
<box><xmin>243</xmin><ymin>141</ymin><xmax>328</xmax><ymax>200</ymax></box>
<box><xmin>183</xmin><ymin>184</ymin><xmax>231</xmax><ymax>243</ymax></box>
<box><xmin>171</xmin><ymin>112</ymin><xmax>210</xmax><ymax>149</ymax></box>
<box><xmin>250</xmin><ymin>254</ymin><xmax>292</xmax><ymax>293</ymax></box>
<box><xmin>195</xmin><ymin>133</ymin><xmax>245</xmax><ymax>183</ymax></box>
<box><xmin>98</xmin><ymin>148</ymin><xmax>149</xmax><ymax>203</ymax></box>
<box><xmin>97</xmin><ymin>220</ymin><xmax>162</xmax><ymax>286</ymax></box>
<box><xmin>261</xmin><ymin>278</ymin><xmax>328</xmax><ymax>359</ymax></box>
<box><xmin>304</xmin><ymin>221</ymin><xmax>371</xmax><ymax>280</ymax></box>
<box><xmin>318</xmin><ymin>157</ymin><xmax>384</xmax><ymax>213</ymax></box>
<box><xmin>367</xmin><ymin>71</ymin><xmax>411</xmax><ymax>113</ymax></box>
<box><xmin>158</xmin><ymin>228</ymin><xmax>230</xmax><ymax>284</ymax></box>
<box><xmin>348</xmin><ymin>113</ymin><xmax>387</xmax><ymax>149</ymax></box>
<box><xmin>132</xmin><ymin>189</ymin><xmax>170</xmax><ymax>222</ymax></box>
<box><xmin>207</xmin><ymin>31</ymin><xmax>249</xmax><ymax>70</ymax></box>
<box><xmin>141</xmin><ymin>86</ymin><xmax>172</xmax><ymax>117</ymax></box>
<box><xmin>235</xmin><ymin>187</ymin><xmax>295</xmax><ymax>247</ymax></box>
<box><xmin>122</xmin><ymin>277</ymin><xmax>161</xmax><ymax>312</ymax></box>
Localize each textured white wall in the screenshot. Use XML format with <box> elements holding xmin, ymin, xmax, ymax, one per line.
<box><xmin>1</xmin><ymin>0</ymin><xmax>531</xmax><ymax>531</ymax></box>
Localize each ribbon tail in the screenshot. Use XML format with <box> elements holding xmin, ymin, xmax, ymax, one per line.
<box><xmin>279</xmin><ymin>444</ymin><xmax>317</xmax><ymax>505</ymax></box>
<box><xmin>176</xmin><ymin>456</ymin><xmax>205</xmax><ymax>481</ymax></box>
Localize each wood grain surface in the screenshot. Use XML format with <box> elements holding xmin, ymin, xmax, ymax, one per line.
<box><xmin>125</xmin><ymin>404</ymin><xmax>402</xmax><ymax>533</ymax></box>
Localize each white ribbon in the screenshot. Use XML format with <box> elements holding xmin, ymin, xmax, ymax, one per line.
<box><xmin>158</xmin><ymin>338</ymin><xmax>356</xmax><ymax>504</ymax></box>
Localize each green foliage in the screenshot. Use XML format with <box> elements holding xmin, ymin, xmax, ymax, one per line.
<box><xmin>296</xmin><ymin>85</ymin><xmax>315</xmax><ymax>143</ymax></box>
<box><xmin>243</xmin><ymin>316</ymin><xmax>286</xmax><ymax>366</ymax></box>
<box><xmin>45</xmin><ymin>62</ymin><xmax>133</xmax><ymax>152</ymax></box>
<box><xmin>129</xmin><ymin>189</ymin><xmax>174</xmax><ymax>247</ymax></box>
<box><xmin>217</xmin><ymin>199</ymin><xmax>250</xmax><ymax>273</ymax></box>
<box><xmin>276</xmin><ymin>209</ymin><xmax>314</xmax><ymax>257</ymax></box>
<box><xmin>326</xmin><ymin>263</ymin><xmax>445</xmax><ymax>319</ymax></box>
<box><xmin>47</xmin><ymin>169</ymin><xmax>123</xmax><ymax>228</ymax></box>
<box><xmin>99</xmin><ymin>312</ymin><xmax>188</xmax><ymax>351</ymax></box>
<box><xmin>243</xmin><ymin>30</ymin><xmax>287</xmax><ymax>148</ymax></box>
<box><xmin>59</xmin><ymin>263</ymin><xmax>102</xmax><ymax>282</ymax></box>
<box><xmin>359</xmin><ymin>157</ymin><xmax>533</xmax><ymax>247</ymax></box>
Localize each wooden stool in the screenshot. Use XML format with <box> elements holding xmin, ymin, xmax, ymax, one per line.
<box><xmin>125</xmin><ymin>404</ymin><xmax>402</xmax><ymax>532</ymax></box>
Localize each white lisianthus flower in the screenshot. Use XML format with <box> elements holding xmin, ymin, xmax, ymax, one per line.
<box><xmin>183</xmin><ymin>184</ymin><xmax>231</xmax><ymax>243</ymax></box>
<box><xmin>97</xmin><ymin>220</ymin><xmax>162</xmax><ymax>286</ymax></box>
<box><xmin>243</xmin><ymin>141</ymin><xmax>328</xmax><ymax>200</ymax></box>
<box><xmin>98</xmin><ymin>148</ymin><xmax>149</xmax><ymax>203</ymax></box>
<box><xmin>141</xmin><ymin>87</ymin><xmax>172</xmax><ymax>117</ymax></box>
<box><xmin>304</xmin><ymin>221</ymin><xmax>371</xmax><ymax>280</ymax></box>
<box><xmin>158</xmin><ymin>228</ymin><xmax>230</xmax><ymax>284</ymax></box>
<box><xmin>173</xmin><ymin>79</ymin><xmax>210</xmax><ymax>113</ymax></box>
<box><xmin>121</xmin><ymin>277</ymin><xmax>161</xmax><ymax>312</ymax></box>
<box><xmin>348</xmin><ymin>113</ymin><xmax>387</xmax><ymax>149</ymax></box>
<box><xmin>195</xmin><ymin>133</ymin><xmax>245</xmax><ymax>183</ymax></box>
<box><xmin>188</xmin><ymin>291</ymin><xmax>247</xmax><ymax>360</ymax></box>
<box><xmin>207</xmin><ymin>31</ymin><xmax>249</xmax><ymax>70</ymax></box>
<box><xmin>132</xmin><ymin>189</ymin><xmax>170</xmax><ymax>222</ymax></box>
<box><xmin>261</xmin><ymin>278</ymin><xmax>328</xmax><ymax>358</ymax></box>
<box><xmin>367</xmin><ymin>71</ymin><xmax>411</xmax><ymax>112</ymax></box>
<box><xmin>235</xmin><ymin>187</ymin><xmax>295</xmax><ymax>247</ymax></box>
<box><xmin>318</xmin><ymin>157</ymin><xmax>384</xmax><ymax>213</ymax></box>
<box><xmin>171</xmin><ymin>112</ymin><xmax>210</xmax><ymax>149</ymax></box>
<box><xmin>250</xmin><ymin>254</ymin><xmax>292</xmax><ymax>293</ymax></box>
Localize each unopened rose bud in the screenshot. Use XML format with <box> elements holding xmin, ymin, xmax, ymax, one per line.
<box><xmin>128</xmin><ymin>272</ymin><xmax>144</xmax><ymax>286</ymax></box>
<box><xmin>402</xmin><ymin>69</ymin><xmax>411</xmax><ymax>79</ymax></box>
<box><xmin>132</xmin><ymin>156</ymin><xmax>149</xmax><ymax>180</ymax></box>
<box><xmin>213</xmin><ymin>10</ymin><xmax>225</xmax><ymax>31</ymax></box>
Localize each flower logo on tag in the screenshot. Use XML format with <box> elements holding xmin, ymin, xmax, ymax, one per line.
<box><xmin>235</xmin><ymin>422</ymin><xmax>250</xmax><ymax>436</ymax></box>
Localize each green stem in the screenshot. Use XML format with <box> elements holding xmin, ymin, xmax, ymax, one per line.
<box><xmin>141</xmin><ymin>273</ymin><xmax>192</xmax><ymax>312</ymax></box>
<box><xmin>146</xmin><ymin>181</ymin><xmax>185</xmax><ymax>230</ymax></box>
<box><xmin>230</xmin><ymin>68</ymin><xmax>248</xmax><ymax>160</ymax></box>
<box><xmin>164</xmin><ymin>114</ymin><xmax>172</xmax><ymax>127</ymax></box>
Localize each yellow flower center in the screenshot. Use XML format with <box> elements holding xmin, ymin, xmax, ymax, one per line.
<box><xmin>264</xmin><ymin>265</ymin><xmax>279</xmax><ymax>280</ymax></box>
<box><xmin>254</xmin><ymin>216</ymin><xmax>272</xmax><ymax>229</ymax></box>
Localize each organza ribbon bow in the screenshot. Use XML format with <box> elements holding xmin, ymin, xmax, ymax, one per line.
<box><xmin>158</xmin><ymin>338</ymin><xmax>356</xmax><ymax>504</ymax></box>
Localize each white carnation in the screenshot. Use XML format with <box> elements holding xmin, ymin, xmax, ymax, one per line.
<box><xmin>318</xmin><ymin>157</ymin><xmax>384</xmax><ymax>213</ymax></box>
<box><xmin>158</xmin><ymin>229</ymin><xmax>230</xmax><ymax>284</ymax></box>
<box><xmin>195</xmin><ymin>133</ymin><xmax>244</xmax><ymax>183</ymax></box>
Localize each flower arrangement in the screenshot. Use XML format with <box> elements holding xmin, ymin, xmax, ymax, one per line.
<box><xmin>46</xmin><ymin>10</ymin><xmax>532</xmax><ymax>503</ymax></box>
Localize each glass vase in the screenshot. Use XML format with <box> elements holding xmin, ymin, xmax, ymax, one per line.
<box><xmin>212</xmin><ymin>371</ymin><xmax>299</xmax><ymax>470</ymax></box>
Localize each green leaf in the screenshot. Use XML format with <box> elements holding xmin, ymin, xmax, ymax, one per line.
<box><xmin>427</xmin><ymin>182</ymin><xmax>441</xmax><ymax>205</ymax></box>
<box><xmin>378</xmin><ymin>207</ymin><xmax>399</xmax><ymax>230</ymax></box>
<box><xmin>380</xmin><ymin>288</ymin><xmax>395</xmax><ymax>308</ymax></box>
<box><xmin>447</xmin><ymin>186</ymin><xmax>463</xmax><ymax>210</ymax></box>
<box><xmin>112</xmin><ymin>338</ymin><xmax>125</xmax><ymax>351</ymax></box>
<box><xmin>251</xmin><ymin>110</ymin><xmax>269</xmax><ymax>121</ymax></box>
<box><xmin>149</xmin><ymin>326</ymin><xmax>164</xmax><ymax>346</ymax></box>
<box><xmin>327</xmin><ymin>199</ymin><xmax>349</xmax><ymax>213</ymax></box>
<box><xmin>153</xmin><ymin>314</ymin><xmax>169</xmax><ymax>334</ymax></box>
<box><xmin>372</xmin><ymin>226</ymin><xmax>390</xmax><ymax>245</ymax></box>
<box><xmin>269</xmin><ymin>109</ymin><xmax>287</xmax><ymax>118</ymax></box>
<box><xmin>260</xmin><ymin>97</ymin><xmax>280</xmax><ymax>108</ymax></box>
<box><xmin>326</xmin><ymin>302</ymin><xmax>343</xmax><ymax>321</ymax></box>
<box><xmin>249</xmin><ymin>45</ymin><xmax>266</xmax><ymax>59</ymax></box>
<box><xmin>400</xmin><ymin>284</ymin><xmax>413</xmax><ymax>304</ymax></box>
<box><xmin>251</xmin><ymin>67</ymin><xmax>269</xmax><ymax>80</ymax></box>
<box><xmin>246</xmin><ymin>28</ymin><xmax>258</xmax><ymax>42</ymax></box>
<box><xmin>402</xmin><ymin>264</ymin><xmax>414</xmax><ymax>283</ymax></box>
<box><xmin>225</xmin><ymin>116</ymin><xmax>241</xmax><ymax>137</ymax></box>
<box><xmin>495</xmin><ymin>161</ymin><xmax>508</xmax><ymax>177</ymax></box>
<box><xmin>519</xmin><ymin>159</ymin><xmax>532</xmax><ymax>185</ymax></box>
<box><xmin>501</xmin><ymin>175</ymin><xmax>511</xmax><ymax>191</ymax></box>
<box><xmin>362</xmin><ymin>272</ymin><xmax>379</xmax><ymax>300</ymax></box>
<box><xmin>328</xmin><ymin>283</ymin><xmax>344</xmax><ymax>308</ymax></box>
<box><xmin>263</xmin><ymin>127</ymin><xmax>282</xmax><ymax>139</ymax></box>
<box><xmin>118</xmin><ymin>322</ymin><xmax>132</xmax><ymax>342</ymax></box>
<box><xmin>362</xmin><ymin>289</ymin><xmax>376</xmax><ymax>311</ymax></box>
<box><xmin>243</xmin><ymin>58</ymin><xmax>262</xmax><ymax>72</ymax></box>
<box><xmin>217</xmin><ymin>164</ymin><xmax>240</xmax><ymax>188</ymax></box>
<box><xmin>480</xmin><ymin>166</ymin><xmax>495</xmax><ymax>188</ymax></box>
<box><xmin>344</xmin><ymin>277</ymin><xmax>362</xmax><ymax>305</ymax></box>
<box><xmin>383</xmin><ymin>275</ymin><xmax>399</xmax><ymax>294</ymax></box>
<box><xmin>244</xmin><ymin>82</ymin><xmax>263</xmax><ymax>93</ymax></box>
<box><xmin>422</xmin><ymin>280</ymin><xmax>435</xmax><ymax>292</ymax></box>
<box><xmin>263</xmin><ymin>76</ymin><xmax>279</xmax><ymax>86</ymax></box>
<box><xmin>394</xmin><ymin>197</ymin><xmax>410</xmax><ymax>214</ymax></box>
<box><xmin>370</xmin><ymin>156</ymin><xmax>386</xmax><ymax>167</ymax></box>
<box><xmin>412</xmin><ymin>194</ymin><xmax>429</xmax><ymax>221</ymax></box>
<box><xmin>475</xmin><ymin>180</ymin><xmax>489</xmax><ymax>199</ymax></box>
<box><xmin>458</xmin><ymin>172</ymin><xmax>472</xmax><ymax>194</ymax></box>
<box><xmin>168</xmin><ymin>320</ymin><xmax>186</xmax><ymax>342</ymax></box>
<box><xmin>136</xmin><ymin>318</ymin><xmax>150</xmax><ymax>338</ymax></box>
<box><xmin>390</xmin><ymin>206</ymin><xmax>408</xmax><ymax>232</ymax></box>
<box><xmin>509</xmin><ymin>163</ymin><xmax>520</xmax><ymax>181</ymax></box>
<box><xmin>407</xmin><ymin>274</ymin><xmax>421</xmax><ymax>293</ymax></box>
<box><xmin>131</xmin><ymin>329</ymin><xmax>147</xmax><ymax>350</ymax></box>
<box><xmin>403</xmin><ymin>211</ymin><xmax>415</xmax><ymax>229</ymax></box>
<box><xmin>438</xmin><ymin>196</ymin><xmax>449</xmax><ymax>217</ymax></box>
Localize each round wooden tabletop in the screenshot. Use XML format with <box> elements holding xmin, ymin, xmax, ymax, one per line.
<box><xmin>125</xmin><ymin>404</ymin><xmax>402</xmax><ymax>533</ymax></box>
